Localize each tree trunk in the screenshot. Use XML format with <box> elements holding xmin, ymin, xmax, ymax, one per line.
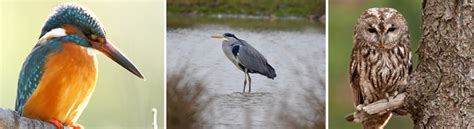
<box><xmin>405</xmin><ymin>0</ymin><xmax>473</xmax><ymax>128</ymax></box>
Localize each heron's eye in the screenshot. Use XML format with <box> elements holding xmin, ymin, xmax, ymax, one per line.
<box><xmin>367</xmin><ymin>28</ymin><xmax>377</xmax><ymax>33</ymax></box>
<box><xmin>388</xmin><ymin>27</ymin><xmax>397</xmax><ymax>32</ymax></box>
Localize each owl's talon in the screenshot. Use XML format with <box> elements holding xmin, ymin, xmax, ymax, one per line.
<box><xmin>385</xmin><ymin>93</ymin><xmax>393</xmax><ymax>102</ymax></box>
<box><xmin>356</xmin><ymin>104</ymin><xmax>363</xmax><ymax>111</ymax></box>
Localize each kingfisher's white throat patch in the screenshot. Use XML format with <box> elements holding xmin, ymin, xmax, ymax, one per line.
<box><xmin>85</xmin><ymin>47</ymin><xmax>101</xmax><ymax>56</ymax></box>
<box><xmin>39</xmin><ymin>28</ymin><xmax>67</xmax><ymax>43</ymax></box>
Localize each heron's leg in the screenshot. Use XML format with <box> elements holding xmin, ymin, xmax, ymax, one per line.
<box><xmin>248</xmin><ymin>72</ymin><xmax>252</xmax><ymax>93</ymax></box>
<box><xmin>243</xmin><ymin>69</ymin><xmax>248</xmax><ymax>93</ymax></box>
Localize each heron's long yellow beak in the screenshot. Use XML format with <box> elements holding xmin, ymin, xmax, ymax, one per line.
<box><xmin>211</xmin><ymin>35</ymin><xmax>224</xmax><ymax>39</ymax></box>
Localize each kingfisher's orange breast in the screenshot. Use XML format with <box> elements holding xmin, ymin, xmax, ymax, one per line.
<box><xmin>23</xmin><ymin>42</ymin><xmax>98</xmax><ymax>126</ymax></box>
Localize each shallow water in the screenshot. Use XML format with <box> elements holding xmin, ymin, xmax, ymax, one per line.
<box><xmin>167</xmin><ymin>24</ymin><xmax>325</xmax><ymax>128</ymax></box>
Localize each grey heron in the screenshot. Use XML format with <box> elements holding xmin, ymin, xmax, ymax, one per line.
<box><xmin>211</xmin><ymin>33</ymin><xmax>276</xmax><ymax>93</ymax></box>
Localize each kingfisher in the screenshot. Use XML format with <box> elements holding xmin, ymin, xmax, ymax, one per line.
<box><xmin>14</xmin><ymin>3</ymin><xmax>144</xmax><ymax>129</ymax></box>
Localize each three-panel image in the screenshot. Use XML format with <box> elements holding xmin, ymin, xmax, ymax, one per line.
<box><xmin>1</xmin><ymin>0</ymin><xmax>471</xmax><ymax>129</ymax></box>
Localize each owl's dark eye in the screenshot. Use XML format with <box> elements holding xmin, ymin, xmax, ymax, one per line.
<box><xmin>367</xmin><ymin>28</ymin><xmax>377</xmax><ymax>33</ymax></box>
<box><xmin>388</xmin><ymin>27</ymin><xmax>397</xmax><ymax>32</ymax></box>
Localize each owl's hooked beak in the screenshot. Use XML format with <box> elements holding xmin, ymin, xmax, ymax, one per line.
<box><xmin>378</xmin><ymin>36</ymin><xmax>385</xmax><ymax>48</ymax></box>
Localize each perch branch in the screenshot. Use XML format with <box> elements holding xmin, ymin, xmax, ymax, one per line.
<box><xmin>345</xmin><ymin>93</ymin><xmax>406</xmax><ymax>123</ymax></box>
<box><xmin>0</xmin><ymin>108</ymin><xmax>56</xmax><ymax>129</ymax></box>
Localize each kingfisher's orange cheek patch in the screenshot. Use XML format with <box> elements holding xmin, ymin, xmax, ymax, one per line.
<box><xmin>62</xmin><ymin>24</ymin><xmax>81</xmax><ymax>35</ymax></box>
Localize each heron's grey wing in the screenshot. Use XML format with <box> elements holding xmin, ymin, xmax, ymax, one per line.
<box><xmin>349</xmin><ymin>53</ymin><xmax>363</xmax><ymax>107</ymax></box>
<box><xmin>235</xmin><ymin>40</ymin><xmax>275</xmax><ymax>78</ymax></box>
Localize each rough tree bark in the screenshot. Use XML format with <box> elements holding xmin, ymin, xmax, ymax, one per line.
<box><xmin>347</xmin><ymin>0</ymin><xmax>473</xmax><ymax>128</ymax></box>
<box><xmin>405</xmin><ymin>0</ymin><xmax>473</xmax><ymax>128</ymax></box>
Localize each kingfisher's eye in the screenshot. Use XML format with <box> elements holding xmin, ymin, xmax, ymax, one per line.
<box><xmin>89</xmin><ymin>34</ymin><xmax>98</xmax><ymax>40</ymax></box>
<box><xmin>367</xmin><ymin>28</ymin><xmax>377</xmax><ymax>33</ymax></box>
<box><xmin>89</xmin><ymin>34</ymin><xmax>105</xmax><ymax>43</ymax></box>
<box><xmin>388</xmin><ymin>27</ymin><xmax>397</xmax><ymax>32</ymax></box>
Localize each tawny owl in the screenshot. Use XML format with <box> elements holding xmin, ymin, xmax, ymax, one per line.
<box><xmin>350</xmin><ymin>8</ymin><xmax>412</xmax><ymax>129</ymax></box>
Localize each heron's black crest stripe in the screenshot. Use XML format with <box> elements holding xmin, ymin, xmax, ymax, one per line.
<box><xmin>223</xmin><ymin>33</ymin><xmax>237</xmax><ymax>38</ymax></box>
<box><xmin>232</xmin><ymin>45</ymin><xmax>240</xmax><ymax>57</ymax></box>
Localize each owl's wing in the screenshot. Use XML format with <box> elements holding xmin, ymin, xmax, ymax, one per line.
<box><xmin>349</xmin><ymin>54</ymin><xmax>363</xmax><ymax>107</ymax></box>
<box><xmin>15</xmin><ymin>43</ymin><xmax>49</xmax><ymax>115</ymax></box>
<box><xmin>408</xmin><ymin>51</ymin><xmax>413</xmax><ymax>74</ymax></box>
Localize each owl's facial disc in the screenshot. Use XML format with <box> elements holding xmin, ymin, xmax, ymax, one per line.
<box><xmin>358</xmin><ymin>8</ymin><xmax>407</xmax><ymax>50</ymax></box>
<box><xmin>364</xmin><ymin>23</ymin><xmax>381</xmax><ymax>48</ymax></box>
<box><xmin>365</xmin><ymin>21</ymin><xmax>399</xmax><ymax>49</ymax></box>
<box><xmin>382</xmin><ymin>23</ymin><xmax>401</xmax><ymax>49</ymax></box>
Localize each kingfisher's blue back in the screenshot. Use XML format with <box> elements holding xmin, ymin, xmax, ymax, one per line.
<box><xmin>15</xmin><ymin>34</ymin><xmax>88</xmax><ymax>114</ymax></box>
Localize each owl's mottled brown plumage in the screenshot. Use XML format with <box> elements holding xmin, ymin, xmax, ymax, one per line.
<box><xmin>350</xmin><ymin>8</ymin><xmax>412</xmax><ymax>129</ymax></box>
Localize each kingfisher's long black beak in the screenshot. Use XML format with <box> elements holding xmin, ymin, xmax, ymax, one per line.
<box><xmin>92</xmin><ymin>40</ymin><xmax>145</xmax><ymax>79</ymax></box>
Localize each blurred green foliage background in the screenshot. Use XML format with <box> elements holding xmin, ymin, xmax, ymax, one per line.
<box><xmin>0</xmin><ymin>1</ymin><xmax>164</xmax><ymax>128</ymax></box>
<box><xmin>167</xmin><ymin>15</ymin><xmax>324</xmax><ymax>31</ymax></box>
<box><xmin>329</xmin><ymin>0</ymin><xmax>422</xmax><ymax>128</ymax></box>
<box><xmin>167</xmin><ymin>0</ymin><xmax>325</xmax><ymax>17</ymax></box>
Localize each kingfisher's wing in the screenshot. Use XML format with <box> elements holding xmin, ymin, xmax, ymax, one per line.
<box><xmin>15</xmin><ymin>43</ymin><xmax>51</xmax><ymax>115</ymax></box>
